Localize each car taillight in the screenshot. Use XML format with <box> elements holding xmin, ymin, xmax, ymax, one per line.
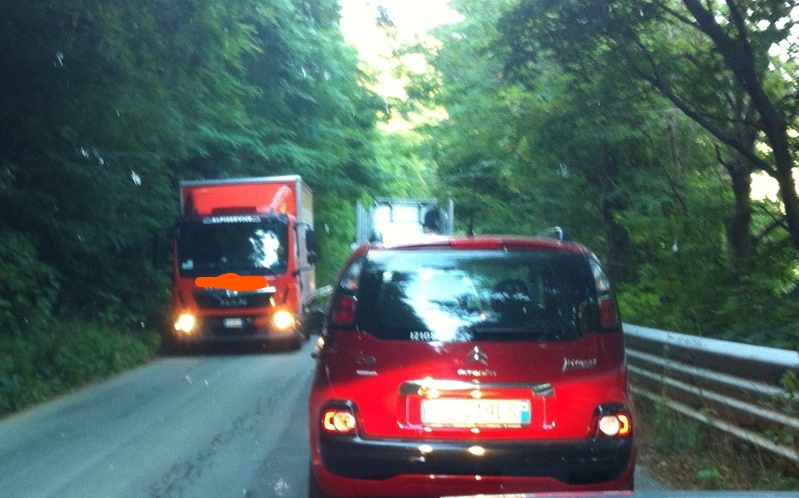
<box><xmin>598</xmin><ymin>296</ymin><xmax>618</xmax><ymax>328</ymax></box>
<box><xmin>331</xmin><ymin>295</ymin><xmax>356</xmax><ymax>325</ymax></box>
<box><xmin>321</xmin><ymin>404</ymin><xmax>358</xmax><ymax>435</ymax></box>
<box><xmin>590</xmin><ymin>403</ymin><xmax>633</xmax><ymax>438</ymax></box>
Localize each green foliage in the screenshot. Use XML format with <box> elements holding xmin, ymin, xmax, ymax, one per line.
<box><xmin>0</xmin><ymin>229</ymin><xmax>59</xmax><ymax>335</ymax></box>
<box><xmin>779</xmin><ymin>370</ymin><xmax>797</xmax><ymax>413</ymax></box>
<box><xmin>0</xmin><ymin>0</ymin><xmax>381</xmax><ymax>417</ymax></box>
<box><xmin>616</xmin><ymin>167</ymin><xmax>731</xmax><ymax>333</ymax></box>
<box><xmin>0</xmin><ymin>322</ymin><xmax>158</xmax><ymax>416</ymax></box>
<box><xmin>650</xmin><ymin>397</ymin><xmax>708</xmax><ymax>455</ymax></box>
<box><xmin>374</xmin><ymin>131</ymin><xmax>438</xmax><ymax>199</ymax></box>
<box><xmin>501</xmin><ymin>0</ymin><xmax>799</xmax><ymax>257</ymax></box>
<box><xmin>394</xmin><ymin>0</ymin><xmax>799</xmax><ymax>353</ymax></box>
<box><xmin>402</xmin><ymin>0</ymin><xmax>547</xmax><ymax>236</ymax></box>
<box><xmin>614</xmin><ymin>193</ymin><xmax>798</xmax><ymax>348</ymax></box>
<box><xmin>637</xmin><ymin>398</ymin><xmax>799</xmax><ymax>490</ymax></box>
<box><xmin>313</xmin><ymin>194</ymin><xmax>358</xmax><ymax>286</ymax></box>
<box><xmin>711</xmin><ymin>242</ymin><xmax>799</xmax><ymax>350</ymax></box>
<box><xmin>0</xmin><ymin>0</ymin><xmax>378</xmax><ymax>330</ymax></box>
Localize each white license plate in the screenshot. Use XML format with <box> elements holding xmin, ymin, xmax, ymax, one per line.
<box><xmin>421</xmin><ymin>398</ymin><xmax>530</xmax><ymax>426</ymax></box>
<box><xmin>223</xmin><ymin>318</ymin><xmax>244</xmax><ymax>329</ymax></box>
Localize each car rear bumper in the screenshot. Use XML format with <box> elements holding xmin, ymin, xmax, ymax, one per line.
<box><xmin>310</xmin><ymin>471</ymin><xmax>635</xmax><ymax>498</ymax></box>
<box><xmin>318</xmin><ymin>434</ymin><xmax>634</xmax><ymax>485</ymax></box>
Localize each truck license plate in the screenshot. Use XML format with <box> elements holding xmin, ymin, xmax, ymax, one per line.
<box><xmin>223</xmin><ymin>318</ymin><xmax>244</xmax><ymax>329</ymax></box>
<box><xmin>421</xmin><ymin>398</ymin><xmax>530</xmax><ymax>426</ymax></box>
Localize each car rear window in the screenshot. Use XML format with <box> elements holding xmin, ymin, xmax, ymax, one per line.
<box><xmin>350</xmin><ymin>249</ymin><xmax>604</xmax><ymax>342</ymax></box>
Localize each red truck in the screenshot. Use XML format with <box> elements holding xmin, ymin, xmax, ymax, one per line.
<box><xmin>166</xmin><ymin>175</ymin><xmax>318</xmax><ymax>350</ymax></box>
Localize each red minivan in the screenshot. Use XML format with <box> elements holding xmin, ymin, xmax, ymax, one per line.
<box><xmin>308</xmin><ymin>235</ymin><xmax>636</xmax><ymax>497</ymax></box>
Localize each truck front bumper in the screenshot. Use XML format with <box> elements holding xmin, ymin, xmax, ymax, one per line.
<box><xmin>169</xmin><ymin>315</ymin><xmax>304</xmax><ymax>348</ymax></box>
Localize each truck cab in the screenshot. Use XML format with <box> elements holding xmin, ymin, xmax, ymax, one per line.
<box><xmin>167</xmin><ymin>176</ymin><xmax>317</xmax><ymax>351</ymax></box>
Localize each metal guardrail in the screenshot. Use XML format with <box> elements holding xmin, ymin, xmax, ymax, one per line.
<box><xmin>624</xmin><ymin>324</ymin><xmax>799</xmax><ymax>467</ymax></box>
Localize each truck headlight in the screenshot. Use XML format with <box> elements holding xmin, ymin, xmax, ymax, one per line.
<box><xmin>273</xmin><ymin>310</ymin><xmax>295</xmax><ymax>331</ymax></box>
<box><xmin>174</xmin><ymin>313</ymin><xmax>196</xmax><ymax>334</ymax></box>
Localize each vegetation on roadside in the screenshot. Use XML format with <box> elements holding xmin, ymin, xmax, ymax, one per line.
<box><xmin>0</xmin><ymin>321</ymin><xmax>158</xmax><ymax>418</ymax></box>
<box><xmin>635</xmin><ymin>397</ymin><xmax>799</xmax><ymax>491</ymax></box>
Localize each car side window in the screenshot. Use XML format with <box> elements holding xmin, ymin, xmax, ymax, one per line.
<box><xmin>589</xmin><ymin>257</ymin><xmax>611</xmax><ymax>293</ymax></box>
<box><xmin>338</xmin><ymin>257</ymin><xmax>363</xmax><ymax>294</ymax></box>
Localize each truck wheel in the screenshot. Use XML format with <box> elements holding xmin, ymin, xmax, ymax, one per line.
<box><xmin>160</xmin><ymin>332</ymin><xmax>177</xmax><ymax>355</ymax></box>
<box><xmin>161</xmin><ymin>331</ymin><xmax>190</xmax><ymax>355</ymax></box>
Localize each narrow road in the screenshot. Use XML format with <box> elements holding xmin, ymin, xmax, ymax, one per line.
<box><xmin>0</xmin><ymin>341</ymin><xmax>666</xmax><ymax>497</ymax></box>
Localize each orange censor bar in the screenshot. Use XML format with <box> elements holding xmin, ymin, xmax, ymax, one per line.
<box><xmin>195</xmin><ymin>273</ymin><xmax>268</xmax><ymax>292</ymax></box>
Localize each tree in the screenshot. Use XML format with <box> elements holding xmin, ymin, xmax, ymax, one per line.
<box><xmin>500</xmin><ymin>0</ymin><xmax>799</xmax><ymax>272</ymax></box>
<box><xmin>397</xmin><ymin>0</ymin><xmax>545</xmax><ymax>234</ymax></box>
<box><xmin>402</xmin><ymin>0</ymin><xmax>710</xmax><ymax>284</ymax></box>
<box><xmin>0</xmin><ymin>0</ymin><xmax>380</xmax><ymax>324</ymax></box>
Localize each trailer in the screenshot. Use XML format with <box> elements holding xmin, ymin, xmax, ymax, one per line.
<box><xmin>354</xmin><ymin>197</ymin><xmax>454</xmax><ymax>247</ymax></box>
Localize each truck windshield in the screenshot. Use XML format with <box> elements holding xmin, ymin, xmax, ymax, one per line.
<box><xmin>176</xmin><ymin>216</ymin><xmax>289</xmax><ymax>277</ymax></box>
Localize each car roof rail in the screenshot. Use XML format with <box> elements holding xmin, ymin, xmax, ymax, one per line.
<box><xmin>537</xmin><ymin>226</ymin><xmax>572</xmax><ymax>242</ymax></box>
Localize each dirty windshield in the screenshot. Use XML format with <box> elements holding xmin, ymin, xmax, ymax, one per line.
<box><xmin>176</xmin><ymin>217</ymin><xmax>288</xmax><ymax>277</ymax></box>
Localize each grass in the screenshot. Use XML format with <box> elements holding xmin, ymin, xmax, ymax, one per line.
<box><xmin>635</xmin><ymin>395</ymin><xmax>799</xmax><ymax>491</ymax></box>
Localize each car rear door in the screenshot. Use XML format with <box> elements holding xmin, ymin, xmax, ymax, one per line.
<box><xmin>323</xmin><ymin>247</ymin><xmax>629</xmax><ymax>442</ymax></box>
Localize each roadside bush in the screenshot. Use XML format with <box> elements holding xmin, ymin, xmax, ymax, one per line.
<box><xmin>0</xmin><ymin>321</ymin><xmax>158</xmax><ymax>417</ymax></box>
<box><xmin>0</xmin><ymin>230</ymin><xmax>59</xmax><ymax>335</ymax></box>
<box><xmin>636</xmin><ymin>397</ymin><xmax>799</xmax><ymax>490</ymax></box>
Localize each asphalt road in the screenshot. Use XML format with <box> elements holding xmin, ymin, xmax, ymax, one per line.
<box><xmin>0</xmin><ymin>340</ymin><xmax>667</xmax><ymax>497</ymax></box>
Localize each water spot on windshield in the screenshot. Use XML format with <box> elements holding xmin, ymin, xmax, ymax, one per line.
<box><xmin>270</xmin><ymin>477</ymin><xmax>290</xmax><ymax>496</ymax></box>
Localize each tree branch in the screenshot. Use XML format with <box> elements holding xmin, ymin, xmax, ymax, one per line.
<box><xmin>617</xmin><ymin>42</ymin><xmax>776</xmax><ymax>177</ymax></box>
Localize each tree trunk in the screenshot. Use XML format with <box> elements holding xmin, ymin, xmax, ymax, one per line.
<box><xmin>725</xmin><ymin>150</ymin><xmax>753</xmax><ymax>281</ymax></box>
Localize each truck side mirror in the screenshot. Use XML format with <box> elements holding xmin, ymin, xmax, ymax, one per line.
<box><xmin>306</xmin><ymin>229</ymin><xmax>319</xmax><ymax>264</ymax></box>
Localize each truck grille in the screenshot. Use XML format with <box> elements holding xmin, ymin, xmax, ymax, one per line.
<box><xmin>193</xmin><ymin>289</ymin><xmax>273</xmax><ymax>310</ymax></box>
